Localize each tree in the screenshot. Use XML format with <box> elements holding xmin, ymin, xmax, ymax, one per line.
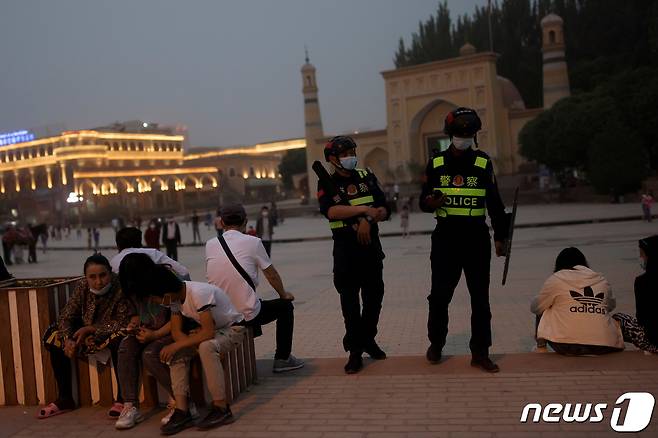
<box><xmin>278</xmin><ymin>148</ymin><xmax>307</xmax><ymax>190</ymax></box>
<box><xmin>519</xmin><ymin>85</ymin><xmax>652</xmax><ymax>196</ymax></box>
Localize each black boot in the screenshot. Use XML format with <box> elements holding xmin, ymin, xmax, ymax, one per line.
<box><xmin>426</xmin><ymin>344</ymin><xmax>442</xmax><ymax>364</ymax></box>
<box><xmin>364</xmin><ymin>342</ymin><xmax>387</xmax><ymax>360</ymax></box>
<box><xmin>344</xmin><ymin>352</ymin><xmax>363</xmax><ymax>374</ymax></box>
<box><xmin>471</xmin><ymin>356</ymin><xmax>500</xmax><ymax>373</ymax></box>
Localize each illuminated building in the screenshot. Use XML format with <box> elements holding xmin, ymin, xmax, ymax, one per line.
<box><xmin>0</xmin><ymin>122</ymin><xmax>303</xmax><ymax>222</ymax></box>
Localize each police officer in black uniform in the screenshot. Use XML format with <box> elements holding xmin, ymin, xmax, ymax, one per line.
<box><xmin>419</xmin><ymin>108</ymin><xmax>510</xmax><ymax>373</ymax></box>
<box><xmin>317</xmin><ymin>136</ymin><xmax>391</xmax><ymax>374</ymax></box>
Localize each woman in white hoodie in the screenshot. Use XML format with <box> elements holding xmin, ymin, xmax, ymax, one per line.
<box><xmin>531</xmin><ymin>247</ymin><xmax>624</xmax><ymax>356</ymax></box>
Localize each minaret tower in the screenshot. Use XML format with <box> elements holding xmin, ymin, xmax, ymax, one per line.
<box><xmin>541</xmin><ymin>13</ymin><xmax>571</xmax><ymax>108</ymax></box>
<box><xmin>301</xmin><ymin>48</ymin><xmax>325</xmax><ymax>200</ymax></box>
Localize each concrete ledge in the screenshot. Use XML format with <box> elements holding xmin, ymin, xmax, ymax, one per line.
<box><xmin>256</xmin><ymin>351</ymin><xmax>657</xmax><ymax>378</ymax></box>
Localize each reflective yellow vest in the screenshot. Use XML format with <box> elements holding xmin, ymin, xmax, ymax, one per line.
<box><xmin>329</xmin><ymin>168</ymin><xmax>376</xmax><ymax>230</ymax></box>
<box><xmin>432</xmin><ymin>155</ymin><xmax>488</xmax><ymax>218</ymax></box>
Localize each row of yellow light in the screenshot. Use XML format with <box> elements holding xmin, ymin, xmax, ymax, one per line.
<box><xmin>0</xmin><ymin>130</ymin><xmax>184</xmax><ymax>154</ymax></box>
<box><xmin>242</xmin><ymin>170</ymin><xmax>278</xmax><ymax>179</ymax></box>
<box><xmin>77</xmin><ymin>178</ymin><xmax>218</xmax><ymax>197</ymax></box>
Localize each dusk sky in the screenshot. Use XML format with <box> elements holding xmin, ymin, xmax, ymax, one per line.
<box><xmin>1</xmin><ymin>1</ymin><xmax>487</xmax><ymax>147</ymax></box>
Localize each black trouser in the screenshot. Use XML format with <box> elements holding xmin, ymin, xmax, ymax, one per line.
<box><xmin>164</xmin><ymin>239</ymin><xmax>178</xmax><ymax>261</ymax></box>
<box><xmin>2</xmin><ymin>242</ymin><xmax>12</xmax><ymax>265</ymax></box>
<box><xmin>428</xmin><ymin>223</ymin><xmax>492</xmax><ymax>357</ymax></box>
<box><xmin>244</xmin><ymin>299</ymin><xmax>294</xmax><ymax>360</ymax></box>
<box><xmin>192</xmin><ymin>225</ymin><xmax>201</xmax><ymax>243</ymax></box>
<box><xmin>46</xmin><ymin>337</ymin><xmax>123</xmax><ymax>406</ymax></box>
<box><xmin>333</xmin><ymin>241</ymin><xmax>385</xmax><ymax>354</ymax></box>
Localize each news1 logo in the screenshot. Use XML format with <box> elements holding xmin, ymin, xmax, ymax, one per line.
<box><xmin>520</xmin><ymin>392</ymin><xmax>655</xmax><ymax>432</ymax></box>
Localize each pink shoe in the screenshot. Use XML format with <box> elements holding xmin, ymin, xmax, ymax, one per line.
<box><xmin>108</xmin><ymin>402</ymin><xmax>124</xmax><ymax>418</ymax></box>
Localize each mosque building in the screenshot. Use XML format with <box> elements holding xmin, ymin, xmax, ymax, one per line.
<box><xmin>302</xmin><ymin>13</ymin><xmax>570</xmax><ymax>199</ymax></box>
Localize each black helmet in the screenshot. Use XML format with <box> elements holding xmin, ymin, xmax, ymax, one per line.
<box><xmin>443</xmin><ymin>107</ymin><xmax>482</xmax><ymax>137</ymax></box>
<box><xmin>324</xmin><ymin>135</ymin><xmax>357</xmax><ymax>162</ymax></box>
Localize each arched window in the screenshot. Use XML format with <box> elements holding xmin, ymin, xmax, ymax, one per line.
<box><xmin>138</xmin><ymin>142</ymin><xmax>144</xmax><ymax>151</ymax></box>
<box><xmin>549</xmin><ymin>30</ymin><xmax>556</xmax><ymax>44</ymax></box>
<box><xmin>306</xmin><ymin>76</ymin><xmax>312</xmax><ymax>86</ymax></box>
<box><xmin>229</xmin><ymin>167</ymin><xmax>236</xmax><ymax>177</ymax></box>
<box><xmin>249</xmin><ymin>166</ymin><xmax>255</xmax><ymax>177</ymax></box>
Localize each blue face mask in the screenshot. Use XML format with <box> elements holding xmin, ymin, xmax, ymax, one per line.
<box><xmin>339</xmin><ymin>156</ymin><xmax>358</xmax><ymax>170</ymax></box>
<box><xmin>452</xmin><ymin>137</ymin><xmax>474</xmax><ymax>150</ymax></box>
<box><xmin>640</xmin><ymin>258</ymin><xmax>647</xmax><ymax>270</ymax></box>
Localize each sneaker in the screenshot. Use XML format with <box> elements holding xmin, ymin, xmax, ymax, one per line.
<box><xmin>364</xmin><ymin>342</ymin><xmax>387</xmax><ymax>360</ymax></box>
<box><xmin>426</xmin><ymin>344</ymin><xmax>442</xmax><ymax>364</ymax></box>
<box><xmin>344</xmin><ymin>352</ymin><xmax>363</xmax><ymax>374</ymax></box>
<box><xmin>160</xmin><ymin>403</ymin><xmax>176</xmax><ymax>426</ymax></box>
<box><xmin>272</xmin><ymin>354</ymin><xmax>305</xmax><ymax>373</ymax></box>
<box><xmin>471</xmin><ymin>356</ymin><xmax>500</xmax><ymax>373</ymax></box>
<box><xmin>108</xmin><ymin>402</ymin><xmax>124</xmax><ymax>418</ymax></box>
<box><xmin>115</xmin><ymin>405</ymin><xmax>144</xmax><ymax>430</ymax></box>
<box><xmin>160</xmin><ymin>409</ymin><xmax>193</xmax><ymax>436</ymax></box>
<box><xmin>196</xmin><ymin>405</ymin><xmax>234</xmax><ymax>430</ymax></box>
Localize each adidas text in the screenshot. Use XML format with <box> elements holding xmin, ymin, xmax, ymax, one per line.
<box><xmin>569</xmin><ymin>304</ymin><xmax>606</xmax><ymax>314</ymax></box>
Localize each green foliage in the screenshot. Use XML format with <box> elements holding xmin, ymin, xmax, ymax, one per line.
<box><xmin>278</xmin><ymin>148</ymin><xmax>307</xmax><ymax>189</ymax></box>
<box><xmin>587</xmin><ymin>128</ymin><xmax>648</xmax><ymax>196</ymax></box>
<box><xmin>519</xmin><ymin>68</ymin><xmax>657</xmax><ymax>195</ymax></box>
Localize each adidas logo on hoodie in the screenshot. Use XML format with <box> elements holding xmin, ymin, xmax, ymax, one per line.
<box><xmin>569</xmin><ymin>286</ymin><xmax>607</xmax><ymax>314</ymax></box>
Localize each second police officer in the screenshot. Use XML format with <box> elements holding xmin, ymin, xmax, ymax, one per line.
<box><xmin>317</xmin><ymin>136</ymin><xmax>390</xmax><ymax>374</ymax></box>
<box><xmin>419</xmin><ymin>108</ymin><xmax>510</xmax><ymax>373</ymax></box>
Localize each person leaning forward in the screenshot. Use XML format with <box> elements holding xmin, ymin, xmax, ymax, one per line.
<box><xmin>419</xmin><ymin>107</ymin><xmax>510</xmax><ymax>373</ymax></box>
<box><xmin>317</xmin><ymin>135</ymin><xmax>391</xmax><ymax>374</ymax></box>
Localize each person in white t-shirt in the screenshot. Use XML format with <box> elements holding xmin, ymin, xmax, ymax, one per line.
<box><xmin>110</xmin><ymin>227</ymin><xmax>190</xmax><ymax>279</ymax></box>
<box><xmin>206</xmin><ymin>203</ymin><xmax>304</xmax><ymax>373</ymax></box>
<box><xmin>119</xmin><ymin>252</ymin><xmax>243</xmax><ymax>435</ymax></box>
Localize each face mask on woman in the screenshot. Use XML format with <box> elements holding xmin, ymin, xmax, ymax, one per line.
<box><xmin>640</xmin><ymin>257</ymin><xmax>647</xmax><ymax>271</ymax></box>
<box><xmin>90</xmin><ymin>283</ymin><xmax>112</xmax><ymax>296</ymax></box>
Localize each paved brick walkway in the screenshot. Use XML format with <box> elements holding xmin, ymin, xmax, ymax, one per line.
<box><xmin>2</xmin><ymin>352</ymin><xmax>657</xmax><ymax>437</ymax></box>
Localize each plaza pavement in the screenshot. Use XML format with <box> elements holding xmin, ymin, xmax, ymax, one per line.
<box><xmin>2</xmin><ymin>202</ymin><xmax>657</xmax><ymax>436</ymax></box>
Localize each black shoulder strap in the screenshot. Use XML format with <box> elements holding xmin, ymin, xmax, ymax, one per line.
<box><xmin>217</xmin><ymin>235</ymin><xmax>256</xmax><ymax>291</ymax></box>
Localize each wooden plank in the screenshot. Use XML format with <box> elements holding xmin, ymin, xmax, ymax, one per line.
<box><xmin>0</xmin><ymin>292</ymin><xmax>17</xmax><ymax>405</ymax></box>
<box><xmin>36</xmin><ymin>289</ymin><xmax>57</xmax><ymax>403</ymax></box>
<box><xmin>141</xmin><ymin>368</ymin><xmax>160</xmax><ymax>408</ymax></box>
<box><xmin>15</xmin><ymin>292</ymin><xmax>38</xmax><ymax>405</ymax></box>
<box><xmin>220</xmin><ymin>354</ymin><xmax>232</xmax><ymax>404</ymax></box>
<box><xmin>57</xmin><ymin>286</ymin><xmax>67</xmax><ymax>315</ymax></box>
<box><xmin>97</xmin><ymin>360</ymin><xmax>114</xmax><ymax>407</ymax></box>
<box><xmin>247</xmin><ymin>328</ymin><xmax>257</xmax><ymax>383</ymax></box>
<box><xmin>236</xmin><ymin>344</ymin><xmax>246</xmax><ymax>392</ymax></box>
<box><xmin>229</xmin><ymin>349</ymin><xmax>239</xmax><ymax>402</ymax></box>
<box><xmin>76</xmin><ymin>357</ymin><xmax>92</xmax><ymax>406</ymax></box>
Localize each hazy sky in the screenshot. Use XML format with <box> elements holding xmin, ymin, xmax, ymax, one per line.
<box><xmin>0</xmin><ymin>1</ymin><xmax>487</xmax><ymax>147</ymax></box>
